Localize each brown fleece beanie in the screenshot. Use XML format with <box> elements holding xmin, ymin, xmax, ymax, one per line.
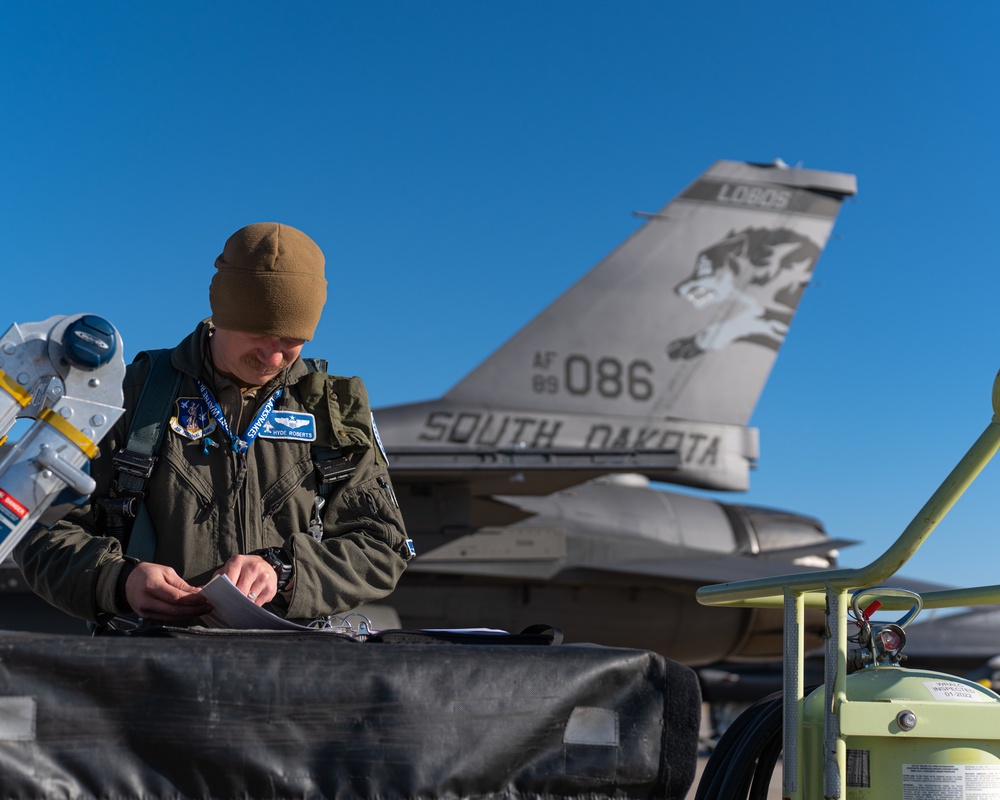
<box><xmin>210</xmin><ymin>222</ymin><xmax>327</xmax><ymax>341</ymax></box>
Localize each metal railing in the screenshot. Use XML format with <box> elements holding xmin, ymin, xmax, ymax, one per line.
<box><xmin>696</xmin><ymin>367</ymin><xmax>1000</xmax><ymax>799</ymax></box>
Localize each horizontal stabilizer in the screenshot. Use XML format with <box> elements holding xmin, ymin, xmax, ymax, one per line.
<box><xmin>579</xmin><ymin>555</ymin><xmax>833</xmax><ymax>586</ymax></box>
<box><xmin>754</xmin><ymin>537</ymin><xmax>858</xmax><ymax>560</ymax></box>
<box><xmin>388</xmin><ymin>446</ymin><xmax>680</xmax><ymax>473</ymax></box>
<box><xmin>388</xmin><ymin>446</ymin><xmax>679</xmax><ymax>496</ymax></box>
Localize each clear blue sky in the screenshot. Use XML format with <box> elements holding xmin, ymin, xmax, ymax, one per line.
<box><xmin>3</xmin><ymin>3</ymin><xmax>999</xmax><ymax>592</ymax></box>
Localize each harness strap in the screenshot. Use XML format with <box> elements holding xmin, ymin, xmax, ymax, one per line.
<box><xmin>112</xmin><ymin>349</ymin><xmax>181</xmax><ymax>560</ymax></box>
<box><xmin>302</xmin><ymin>357</ymin><xmax>328</xmax><ymax>374</ymax></box>
<box><xmin>302</xmin><ymin>359</ymin><xmax>358</xmax><ymax>541</ymax></box>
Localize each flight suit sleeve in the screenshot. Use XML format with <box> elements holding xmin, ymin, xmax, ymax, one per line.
<box><xmin>278</xmin><ymin>376</ymin><xmax>412</xmax><ymax>621</ymax></box>
<box><xmin>12</xmin><ymin>361</ymin><xmax>149</xmax><ymax>623</ymax></box>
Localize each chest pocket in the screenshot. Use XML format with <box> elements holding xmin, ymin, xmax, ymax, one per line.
<box><xmin>259</xmin><ymin>454</ymin><xmax>315</xmax><ymax>523</ymax></box>
<box><xmin>298</xmin><ymin>372</ymin><xmax>372</xmax><ymax>454</ymax></box>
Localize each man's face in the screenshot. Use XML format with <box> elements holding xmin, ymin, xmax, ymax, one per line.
<box><xmin>210</xmin><ymin>328</ymin><xmax>306</xmax><ymax>387</ymax></box>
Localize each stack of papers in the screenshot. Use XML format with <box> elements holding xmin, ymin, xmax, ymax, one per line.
<box><xmin>199</xmin><ymin>574</ymin><xmax>319</xmax><ymax>631</ymax></box>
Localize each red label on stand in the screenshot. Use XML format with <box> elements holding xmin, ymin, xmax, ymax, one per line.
<box><xmin>0</xmin><ymin>489</ymin><xmax>27</xmax><ymax>519</ymax></box>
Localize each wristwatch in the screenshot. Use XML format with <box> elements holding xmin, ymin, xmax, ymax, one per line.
<box><xmin>114</xmin><ymin>556</ymin><xmax>141</xmax><ymax>614</ymax></box>
<box><xmin>251</xmin><ymin>547</ymin><xmax>293</xmax><ymax>591</ymax></box>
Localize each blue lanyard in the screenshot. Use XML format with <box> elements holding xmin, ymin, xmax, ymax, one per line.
<box><xmin>197</xmin><ymin>380</ymin><xmax>283</xmax><ymax>454</ymax></box>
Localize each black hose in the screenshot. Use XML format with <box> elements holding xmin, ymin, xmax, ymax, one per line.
<box><xmin>748</xmin><ymin>733</ymin><xmax>782</xmax><ymax>800</ymax></box>
<box><xmin>714</xmin><ymin>696</ymin><xmax>783</xmax><ymax>798</ymax></box>
<box><xmin>695</xmin><ymin>691</ymin><xmax>782</xmax><ymax>800</ymax></box>
<box><xmin>696</xmin><ymin>687</ymin><xmax>815</xmax><ymax>800</ymax></box>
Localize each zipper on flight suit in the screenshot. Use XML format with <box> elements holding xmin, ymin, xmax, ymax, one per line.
<box><xmin>227</xmin><ymin>389</ymin><xmax>252</xmax><ymax>556</ymax></box>
<box><xmin>235</xmin><ymin>448</ymin><xmax>251</xmax><ymax>554</ymax></box>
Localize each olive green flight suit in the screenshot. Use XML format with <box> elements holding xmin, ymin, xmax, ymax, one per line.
<box><xmin>15</xmin><ymin>321</ymin><xmax>412</xmax><ymax>625</ymax></box>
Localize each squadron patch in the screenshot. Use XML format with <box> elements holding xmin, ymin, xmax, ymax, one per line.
<box><xmin>258</xmin><ymin>410</ymin><xmax>317</xmax><ymax>442</ymax></box>
<box><xmin>170</xmin><ymin>397</ymin><xmax>217</xmax><ymax>441</ymax></box>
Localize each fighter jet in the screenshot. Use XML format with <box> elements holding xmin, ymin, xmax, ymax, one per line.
<box><xmin>374</xmin><ymin>160</ymin><xmax>859</xmax><ymax>665</ymax></box>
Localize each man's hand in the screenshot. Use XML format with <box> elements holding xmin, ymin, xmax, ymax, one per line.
<box><xmin>213</xmin><ymin>554</ymin><xmax>278</xmax><ymax>606</ymax></box>
<box><xmin>124</xmin><ymin>562</ymin><xmax>212</xmax><ymax>622</ymax></box>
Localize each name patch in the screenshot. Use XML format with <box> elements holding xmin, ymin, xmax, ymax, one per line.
<box><xmin>259</xmin><ymin>410</ymin><xmax>317</xmax><ymax>442</ymax></box>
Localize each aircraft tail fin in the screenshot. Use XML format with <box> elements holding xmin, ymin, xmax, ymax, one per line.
<box><xmin>443</xmin><ymin>160</ymin><xmax>856</xmax><ymax>426</ymax></box>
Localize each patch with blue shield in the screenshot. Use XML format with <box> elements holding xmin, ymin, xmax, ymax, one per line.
<box><xmin>170</xmin><ymin>398</ymin><xmax>217</xmax><ymax>441</ymax></box>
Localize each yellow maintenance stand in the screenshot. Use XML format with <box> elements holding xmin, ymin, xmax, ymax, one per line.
<box><xmin>696</xmin><ymin>368</ymin><xmax>1000</xmax><ymax>800</ymax></box>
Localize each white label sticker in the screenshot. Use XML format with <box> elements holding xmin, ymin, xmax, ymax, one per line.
<box><xmin>903</xmin><ymin>763</ymin><xmax>1000</xmax><ymax>800</ymax></box>
<box><xmin>563</xmin><ymin>706</ymin><xmax>618</xmax><ymax>746</ymax></box>
<box><xmin>923</xmin><ymin>680</ymin><xmax>990</xmax><ymax>702</ymax></box>
<box><xmin>0</xmin><ymin>697</ymin><xmax>35</xmax><ymax>741</ymax></box>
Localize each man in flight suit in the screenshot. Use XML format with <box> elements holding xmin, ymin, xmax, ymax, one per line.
<box><xmin>16</xmin><ymin>222</ymin><xmax>413</xmax><ymax>626</ymax></box>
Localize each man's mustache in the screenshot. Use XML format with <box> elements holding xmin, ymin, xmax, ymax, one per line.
<box><xmin>240</xmin><ymin>353</ymin><xmax>290</xmax><ymax>373</ymax></box>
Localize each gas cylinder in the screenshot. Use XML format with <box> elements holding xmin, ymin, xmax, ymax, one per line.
<box><xmin>803</xmin><ymin>666</ymin><xmax>1000</xmax><ymax>799</ymax></box>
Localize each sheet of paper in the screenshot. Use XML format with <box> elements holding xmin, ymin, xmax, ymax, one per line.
<box><xmin>199</xmin><ymin>574</ymin><xmax>313</xmax><ymax>630</ymax></box>
<box><xmin>197</xmin><ymin>575</ymin><xmax>512</xmax><ymax>636</ymax></box>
